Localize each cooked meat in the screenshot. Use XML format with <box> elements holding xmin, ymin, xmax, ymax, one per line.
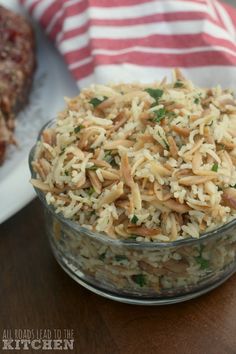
<box><xmin>0</xmin><ymin>5</ymin><xmax>36</xmax><ymax>164</ymax></box>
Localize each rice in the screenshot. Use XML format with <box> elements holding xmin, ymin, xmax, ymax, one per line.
<box><xmin>32</xmin><ymin>69</ymin><xmax>236</xmax><ymax>242</ymax></box>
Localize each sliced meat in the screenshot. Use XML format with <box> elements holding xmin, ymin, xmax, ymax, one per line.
<box><xmin>0</xmin><ymin>5</ymin><xmax>36</xmax><ymax>164</ymax></box>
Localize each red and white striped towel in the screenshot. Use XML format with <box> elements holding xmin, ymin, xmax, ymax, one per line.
<box><xmin>21</xmin><ymin>0</ymin><xmax>236</xmax><ymax>88</ymax></box>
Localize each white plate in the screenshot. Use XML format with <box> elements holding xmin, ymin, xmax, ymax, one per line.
<box><xmin>0</xmin><ymin>0</ymin><xmax>78</xmax><ymax>224</ymax></box>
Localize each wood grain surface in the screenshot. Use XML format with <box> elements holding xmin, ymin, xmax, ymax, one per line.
<box><xmin>1</xmin><ymin>198</ymin><xmax>236</xmax><ymax>354</ymax></box>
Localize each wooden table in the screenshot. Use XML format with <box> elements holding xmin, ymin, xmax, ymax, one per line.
<box><xmin>1</xmin><ymin>198</ymin><xmax>236</xmax><ymax>354</ymax></box>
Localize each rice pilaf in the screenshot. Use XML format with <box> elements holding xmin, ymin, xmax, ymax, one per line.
<box><xmin>31</xmin><ymin>69</ymin><xmax>236</xmax><ymax>242</ymax></box>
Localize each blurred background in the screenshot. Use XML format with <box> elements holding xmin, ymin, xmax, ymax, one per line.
<box><xmin>225</xmin><ymin>0</ymin><xmax>235</xmax><ymax>5</ymax></box>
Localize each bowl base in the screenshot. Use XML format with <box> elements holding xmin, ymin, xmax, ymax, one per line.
<box><xmin>52</xmin><ymin>247</ymin><xmax>235</xmax><ymax>305</ymax></box>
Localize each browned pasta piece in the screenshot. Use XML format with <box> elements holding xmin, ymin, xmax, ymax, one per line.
<box><xmin>178</xmin><ymin>175</ymin><xmax>216</xmax><ymax>186</ymax></box>
<box><xmin>172</xmin><ymin>125</ymin><xmax>190</xmax><ymax>137</ymax></box>
<box><xmin>31</xmin><ymin>179</ymin><xmax>51</xmax><ymax>192</ymax></box>
<box><xmin>222</xmin><ymin>188</ymin><xmax>236</xmax><ymax>209</ymax></box>
<box><xmin>87</xmin><ymin>170</ymin><xmax>102</xmax><ymax>194</ymax></box>
<box><xmin>97</xmin><ymin>182</ymin><xmax>124</xmax><ymax>207</ymax></box>
<box><xmin>120</xmin><ymin>153</ymin><xmax>133</xmax><ymax>187</ymax></box>
<box><xmin>127</xmin><ymin>226</ymin><xmax>161</xmax><ymax>237</ymax></box>
<box><xmin>103</xmin><ymin>139</ymin><xmax>134</xmax><ymax>149</ymax></box>
<box><xmin>164</xmin><ymin>199</ymin><xmax>190</xmax><ymax>214</ymax></box>
<box><xmin>167</xmin><ymin>136</ymin><xmax>178</xmax><ymax>158</ymax></box>
<box><xmin>150</xmin><ymin>160</ymin><xmax>172</xmax><ymax>177</ymax></box>
<box><xmin>101</xmin><ymin>170</ymin><xmax>120</xmax><ymax>181</ymax></box>
<box><xmin>131</xmin><ymin>182</ymin><xmax>142</xmax><ymax>211</ymax></box>
<box><xmin>42</xmin><ymin>129</ymin><xmax>55</xmax><ymax>145</ymax></box>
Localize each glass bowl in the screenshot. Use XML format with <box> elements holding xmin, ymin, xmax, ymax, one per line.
<box><xmin>29</xmin><ymin>120</ymin><xmax>236</xmax><ymax>305</ymax></box>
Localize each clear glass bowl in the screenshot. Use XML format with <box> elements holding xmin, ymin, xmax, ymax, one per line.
<box><xmin>29</xmin><ymin>120</ymin><xmax>236</xmax><ymax>305</ymax></box>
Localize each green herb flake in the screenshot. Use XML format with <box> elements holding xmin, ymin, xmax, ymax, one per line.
<box><xmin>164</xmin><ymin>141</ymin><xmax>170</xmax><ymax>151</ymax></box>
<box><xmin>87</xmin><ymin>187</ymin><xmax>95</xmax><ymax>196</ymax></box>
<box><xmin>89</xmin><ymin>96</ymin><xmax>108</xmax><ymax>108</ymax></box>
<box><xmin>104</xmin><ymin>152</ymin><xmax>115</xmax><ymax>165</ymax></box>
<box><xmin>157</xmin><ymin>131</ymin><xmax>169</xmax><ymax>151</ymax></box>
<box><xmin>153</xmin><ymin>108</ymin><xmax>166</xmax><ymax>123</ymax></box>
<box><xmin>99</xmin><ymin>252</ymin><xmax>106</xmax><ymax>261</ymax></box>
<box><xmin>115</xmin><ymin>255</ymin><xmax>128</xmax><ymax>262</ymax></box>
<box><xmin>199</xmin><ymin>244</ymin><xmax>204</xmax><ymax>253</ymax></box>
<box><xmin>174</xmin><ymin>80</ymin><xmax>184</xmax><ymax>88</ymax></box>
<box><xmin>74</xmin><ymin>125</ymin><xmax>85</xmax><ymax>133</ymax></box>
<box><xmin>167</xmin><ymin>111</ymin><xmax>177</xmax><ymax>119</ymax></box>
<box><xmin>195</xmin><ymin>256</ymin><xmax>209</xmax><ymax>270</ymax></box>
<box><xmin>132</xmin><ymin>274</ymin><xmax>147</xmax><ymax>287</ymax></box>
<box><xmin>211</xmin><ymin>163</ymin><xmax>218</xmax><ymax>172</ymax></box>
<box><xmin>144</xmin><ymin>88</ymin><xmax>164</xmax><ymax>102</ymax></box>
<box><xmin>59</xmin><ymin>147</ymin><xmax>66</xmax><ymax>156</ymax></box>
<box><xmin>87</xmin><ymin>165</ymin><xmax>98</xmax><ymax>171</ymax></box>
<box><xmin>194</xmin><ymin>97</ymin><xmax>200</xmax><ymax>104</ymax></box>
<box><xmin>127</xmin><ymin>235</ymin><xmax>137</xmax><ymax>241</ymax></box>
<box><xmin>65</xmin><ymin>170</ymin><xmax>69</xmax><ymax>176</ymax></box>
<box><xmin>131</xmin><ymin>215</ymin><xmax>139</xmax><ymax>224</ymax></box>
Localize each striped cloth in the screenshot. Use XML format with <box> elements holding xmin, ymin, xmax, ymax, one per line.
<box><xmin>21</xmin><ymin>0</ymin><xmax>236</xmax><ymax>88</ymax></box>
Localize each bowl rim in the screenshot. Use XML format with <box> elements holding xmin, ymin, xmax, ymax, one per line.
<box><xmin>29</xmin><ymin>119</ymin><xmax>236</xmax><ymax>249</ymax></box>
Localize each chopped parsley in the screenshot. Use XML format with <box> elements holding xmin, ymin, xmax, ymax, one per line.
<box><xmin>89</xmin><ymin>96</ymin><xmax>108</xmax><ymax>108</ymax></box>
<box><xmin>104</xmin><ymin>152</ymin><xmax>116</xmax><ymax>166</ymax></box>
<box><xmin>65</xmin><ymin>170</ymin><xmax>69</xmax><ymax>176</ymax></box>
<box><xmin>59</xmin><ymin>147</ymin><xmax>66</xmax><ymax>156</ymax></box>
<box><xmin>151</xmin><ymin>109</ymin><xmax>176</xmax><ymax>123</ymax></box>
<box><xmin>99</xmin><ymin>252</ymin><xmax>106</xmax><ymax>261</ymax></box>
<box><xmin>194</xmin><ymin>97</ymin><xmax>200</xmax><ymax>104</ymax></box>
<box><xmin>211</xmin><ymin>163</ymin><xmax>218</xmax><ymax>172</ymax></box>
<box><xmin>126</xmin><ymin>235</ymin><xmax>137</xmax><ymax>241</ymax></box>
<box><xmin>195</xmin><ymin>245</ymin><xmax>209</xmax><ymax>270</ymax></box>
<box><xmin>74</xmin><ymin>125</ymin><xmax>85</xmax><ymax>133</ymax></box>
<box><xmin>132</xmin><ymin>274</ymin><xmax>147</xmax><ymax>287</ymax></box>
<box><xmin>87</xmin><ymin>187</ymin><xmax>95</xmax><ymax>196</ymax></box>
<box><xmin>158</xmin><ymin>131</ymin><xmax>169</xmax><ymax>150</ymax></box>
<box><xmin>174</xmin><ymin>80</ymin><xmax>184</xmax><ymax>88</ymax></box>
<box><xmin>195</xmin><ymin>256</ymin><xmax>209</xmax><ymax>270</ymax></box>
<box><xmin>153</xmin><ymin>108</ymin><xmax>166</xmax><ymax>123</ymax></box>
<box><xmin>87</xmin><ymin>165</ymin><xmax>98</xmax><ymax>171</ymax></box>
<box><xmin>115</xmin><ymin>255</ymin><xmax>128</xmax><ymax>262</ymax></box>
<box><xmin>166</xmin><ymin>111</ymin><xmax>177</xmax><ymax>119</ymax></box>
<box><xmin>145</xmin><ymin>88</ymin><xmax>163</xmax><ymax>103</ymax></box>
<box><xmin>131</xmin><ymin>215</ymin><xmax>139</xmax><ymax>224</ymax></box>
